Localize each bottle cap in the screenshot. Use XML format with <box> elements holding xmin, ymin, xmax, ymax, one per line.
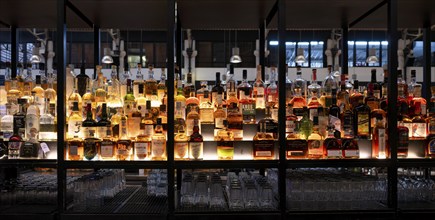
<box><xmin>242</xmin><ymin>69</ymin><xmax>247</xmax><ymax>79</ymax></box>
<box><xmin>156</xmin><ymin>118</ymin><xmax>162</xmax><ymax>125</ymax></box>
<box><xmin>35</xmin><ymin>75</ymin><xmax>41</xmax><ymax>84</ymax></box>
<box><xmin>146</xmin><ymin>100</ymin><xmax>151</xmax><ymax>109</ymax></box>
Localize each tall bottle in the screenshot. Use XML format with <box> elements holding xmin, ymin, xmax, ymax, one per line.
<box><xmin>151</xmin><ymin>118</ymin><xmax>166</xmax><ymax>160</ymax></box>
<box><xmin>174</xmin><ymin>126</ymin><xmax>189</xmax><ymax>160</ymax></box>
<box><xmin>213</xmin><ymin>91</ymin><xmax>226</xmax><ymax>136</ymax></box>
<box><xmin>67</xmin><ymin>102</ymin><xmax>83</xmax><ymax>139</ymax></box>
<box><xmin>119</xmin><ymin>64</ymin><xmax>131</xmax><ymax>103</ymax></box>
<box><xmin>323</xmin><ymin>125</ymin><xmax>342</xmax><ymax>159</ymax></box>
<box><xmin>189</xmin><ymin>119</ymin><xmax>203</xmax><ymax>160</ymax></box>
<box><xmin>258</xmin><ymin>107</ymin><xmax>278</xmax><ymax>140</ymax></box>
<box><xmin>253</xmin><ymin>65</ymin><xmax>266</xmax><ymax>109</ymax></box>
<box><xmin>294</xmin><ymin>66</ymin><xmax>307</xmax><ymax>100</ymax></box>
<box><xmin>82</xmin><ymin>78</ymin><xmax>96</xmax><ymax>118</ymax></box>
<box><xmin>76</xmin><ymin>64</ymin><xmax>90</xmax><ymax>97</ymax></box>
<box><xmin>22</xmin><ymin>63</ymin><xmax>34</xmax><ymax>101</ymax></box>
<box><xmin>410</xmin><ymin>85</ymin><xmax>427</xmax><ymax>138</ymax></box>
<box><xmin>96</xmin><ymin>103</ymin><xmax>111</xmax><ymax>139</ymax></box>
<box><xmin>238</xmin><ymin>70</ymin><xmax>255</xmax><ymax>124</ymax></box>
<box><xmin>266</xmin><ymin>67</ymin><xmax>278</xmax><ymax>109</ymax></box>
<box><xmin>39</xmin><ymin>98</ymin><xmax>56</xmax><ymax>141</ymax></box>
<box><xmin>32</xmin><ymin>75</ymin><xmax>45</xmax><ymax>115</ymax></box>
<box><xmin>133</xmin><ymin>63</ymin><xmax>145</xmax><ymax>98</ymax></box>
<box><xmin>329</xmin><ymin>89</ymin><xmax>341</xmax><ymax>134</ymax></box>
<box><xmin>426</xmin><ymin>86</ymin><xmax>435</xmax><ymax>158</ymax></box>
<box><xmin>145</xmin><ymin>65</ymin><xmax>158</xmax><ymax>100</ymax></box>
<box><xmin>67</xmin><ymin>77</ymin><xmax>82</xmax><ymax>117</ymax></box>
<box><xmin>124</xmin><ymin>79</ymin><xmax>136</xmax><ymax>115</ymax></box>
<box><xmin>407</xmin><ymin>69</ymin><xmax>417</xmax><ymax>104</ymax></box>
<box><xmin>13</xmin><ymin>98</ymin><xmax>27</xmax><ymax>140</ymax></box>
<box><xmin>26</xmin><ymin>92</ymin><xmax>40</xmax><ymax>140</ymax></box>
<box><xmin>307</xmin><ymin>116</ymin><xmax>323</xmax><ymax>159</ymax></box>
<box><xmin>211</xmin><ymin>72</ymin><xmax>224</xmax><ymax>110</ymax></box>
<box><xmin>372</xmin><ymin>115</ymin><xmax>387</xmax><ymax>159</ymax></box>
<box><xmin>198</xmin><ymin>81</ymin><xmax>214</xmax><ymax>124</ymax></box>
<box><xmin>107</xmin><ymin>65</ymin><xmax>123</xmax><ymax>115</ymax></box>
<box><xmin>82</xmin><ymin>103</ymin><xmax>97</xmax><ymax>140</ymax></box>
<box><xmin>226</xmin><ymin>64</ymin><xmax>237</xmax><ymax>100</ymax></box>
<box><xmin>354</xmin><ymin>90</ymin><xmax>371</xmax><ymax>139</ymax></box>
<box><xmin>285</xmin><ymin>65</ymin><xmax>294</xmax><ymax>104</ymax></box>
<box><xmin>174</xmin><ymin>76</ymin><xmax>186</xmax><ymax>119</ymax></box>
<box><xmin>1</xmin><ymin>104</ymin><xmax>14</xmax><ymax>141</ymax></box>
<box><xmin>157</xmin><ymin>68</ymin><xmax>167</xmax><ymax>103</ymax></box>
<box><xmin>307</xmin><ymin>69</ymin><xmax>321</xmax><ymax>119</ymax></box>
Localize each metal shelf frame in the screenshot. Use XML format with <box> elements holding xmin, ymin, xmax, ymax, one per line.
<box><xmin>0</xmin><ymin>0</ymin><xmax>434</xmax><ymax>219</ymax></box>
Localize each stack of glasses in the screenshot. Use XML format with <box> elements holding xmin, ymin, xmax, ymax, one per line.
<box><xmin>72</xmin><ymin>169</ymin><xmax>126</xmax><ymax>211</ymax></box>
<box><xmin>0</xmin><ymin>171</ymin><xmax>58</xmax><ymax>206</ymax></box>
<box><xmin>286</xmin><ymin>168</ymin><xmax>388</xmax><ymax>210</ymax></box>
<box><xmin>146</xmin><ymin>169</ymin><xmax>168</xmax><ymax>197</ymax></box>
<box><xmin>398</xmin><ymin>175</ymin><xmax>435</xmax><ymax>203</ymax></box>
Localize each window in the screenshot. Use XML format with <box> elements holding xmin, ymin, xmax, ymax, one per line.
<box><xmin>269</xmin><ymin>41</ymin><xmax>324</xmax><ymax>68</ymax></box>
<box><xmin>381</xmin><ymin>41</ymin><xmax>388</xmax><ymax>67</ymax></box>
<box><xmin>368</xmin><ymin>41</ymin><xmax>380</xmax><ymax>67</ymax></box>
<box><xmin>355</xmin><ymin>41</ymin><xmax>367</xmax><ymax>66</ymax></box>
<box><xmin>348</xmin><ymin>41</ymin><xmax>354</xmax><ymax>67</ymax></box>
<box><xmin>297</xmin><ymin>42</ymin><xmax>309</xmax><ymax>67</ymax></box>
<box><xmin>310</xmin><ymin>41</ymin><xmax>324</xmax><ymax>68</ymax></box>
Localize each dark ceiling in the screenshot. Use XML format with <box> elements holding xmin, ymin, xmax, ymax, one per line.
<box><xmin>0</xmin><ymin>0</ymin><xmax>433</xmax><ymax>29</ymax></box>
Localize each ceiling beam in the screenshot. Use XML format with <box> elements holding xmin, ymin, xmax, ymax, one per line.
<box><xmin>0</xmin><ymin>20</ymin><xmax>11</xmax><ymax>28</ymax></box>
<box><xmin>265</xmin><ymin>0</ymin><xmax>278</xmax><ymax>27</ymax></box>
<box><xmin>349</xmin><ymin>0</ymin><xmax>387</xmax><ymax>28</ymax></box>
<box><xmin>66</xmin><ymin>0</ymin><xmax>94</xmax><ymax>28</ymax></box>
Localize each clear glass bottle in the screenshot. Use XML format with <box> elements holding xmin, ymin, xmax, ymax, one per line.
<box><xmin>67</xmin><ymin>102</ymin><xmax>83</xmax><ymax>139</ymax></box>
<box><xmin>107</xmin><ymin>65</ymin><xmax>123</xmax><ymax>116</ymax></box>
<box><xmin>136</xmin><ymin>84</ymin><xmax>147</xmax><ymax>116</ymax></box>
<box><xmin>174</xmin><ymin>126</ymin><xmax>189</xmax><ymax>160</ymax></box>
<box><xmin>145</xmin><ymin>65</ymin><xmax>158</xmax><ymax>100</ymax></box>
<box><xmin>32</xmin><ymin>75</ymin><xmax>45</xmax><ymax>115</ymax></box>
<box><xmin>253</xmin><ymin>65</ymin><xmax>266</xmax><ymax>109</ymax></box>
<box><xmin>1</xmin><ymin>104</ymin><xmax>14</xmax><ymax>141</ymax></box>
<box><xmin>216</xmin><ymin>120</ymin><xmax>234</xmax><ymax>160</ymax></box>
<box><xmin>26</xmin><ymin>92</ymin><xmax>40</xmax><ymax>140</ymax></box>
<box><xmin>13</xmin><ymin>98</ymin><xmax>27</xmax><ymax>140</ymax></box>
<box><xmin>372</xmin><ymin>115</ymin><xmax>387</xmax><ymax>159</ymax></box>
<box><xmin>157</xmin><ymin>68</ymin><xmax>167</xmax><ymax>103</ymax></box>
<box><xmin>67</xmin><ymin>78</ymin><xmax>82</xmax><ymax>118</ymax></box>
<box><xmin>211</xmin><ymin>72</ymin><xmax>224</xmax><ymax>110</ymax></box>
<box><xmin>96</xmin><ymin>103</ymin><xmax>111</xmax><ymax>139</ymax></box>
<box><xmin>151</xmin><ymin>118</ymin><xmax>166</xmax><ymax>160</ymax></box>
<box><xmin>307</xmin><ymin>116</ymin><xmax>323</xmax><ymax>159</ymax></box>
<box><xmin>294</xmin><ymin>66</ymin><xmax>307</xmax><ymax>100</ymax></box>
<box><xmin>266</xmin><ymin>67</ymin><xmax>278</xmax><ymax>109</ymax></box>
<box><xmin>226</xmin><ymin>64</ymin><xmax>237</xmax><ymax>101</ymax></box>
<box><xmin>133</xmin><ymin>63</ymin><xmax>144</xmax><ymax>98</ymax></box>
<box><xmin>124</xmin><ymin>79</ymin><xmax>136</xmax><ymax>115</ymax></box>
<box><xmin>82</xmin><ymin>78</ymin><xmax>96</xmax><ymax>118</ymax></box>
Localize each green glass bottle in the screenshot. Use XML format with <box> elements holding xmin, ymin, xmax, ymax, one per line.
<box><xmin>299</xmin><ymin>106</ymin><xmax>313</xmax><ymax>140</ymax></box>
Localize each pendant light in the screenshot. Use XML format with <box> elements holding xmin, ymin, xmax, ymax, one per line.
<box><xmin>30</xmin><ymin>42</ymin><xmax>42</xmax><ymax>64</ymax></box>
<box><xmin>230</xmin><ymin>30</ymin><xmax>242</xmax><ymax>63</ymax></box>
<box><xmin>366</xmin><ymin>30</ymin><xmax>379</xmax><ymax>64</ymax></box>
<box><xmin>295</xmin><ymin>31</ymin><xmax>306</xmax><ymax>64</ymax></box>
<box><xmin>101</xmin><ymin>30</ymin><xmax>114</xmax><ymax>64</ymax></box>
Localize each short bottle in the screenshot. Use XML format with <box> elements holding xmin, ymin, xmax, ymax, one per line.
<box><xmin>253</xmin><ymin>122</ymin><xmax>275</xmax><ymax>160</ymax></box>
<box><xmin>67</xmin><ymin>135</ymin><xmax>84</xmax><ymax>160</ymax></box>
<box><xmin>372</xmin><ymin>115</ymin><xmax>387</xmax><ymax>159</ymax></box>
<box><xmin>83</xmin><ymin>130</ymin><xmax>100</xmax><ymax>160</ymax></box>
<box><xmin>323</xmin><ymin>125</ymin><xmax>342</xmax><ymax>159</ymax></box>
<box><xmin>100</xmin><ymin>130</ymin><xmax>116</xmax><ymax>160</ymax></box>
<box><xmin>307</xmin><ymin>116</ymin><xmax>323</xmax><ymax>159</ymax></box>
<box><xmin>216</xmin><ymin>120</ymin><xmax>234</xmax><ymax>160</ymax></box>
<box><xmin>174</xmin><ymin>126</ymin><xmax>189</xmax><ymax>160</ymax></box>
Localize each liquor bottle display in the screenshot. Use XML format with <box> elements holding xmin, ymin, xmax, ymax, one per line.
<box><xmin>2</xmin><ymin>63</ymin><xmax>432</xmax><ymax>161</ymax></box>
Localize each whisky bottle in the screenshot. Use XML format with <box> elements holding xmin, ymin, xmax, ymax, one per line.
<box><xmin>96</xmin><ymin>103</ymin><xmax>111</xmax><ymax>139</ymax></box>
<box><xmin>67</xmin><ymin>135</ymin><xmax>84</xmax><ymax>160</ymax></box>
<box><xmin>145</xmin><ymin>65</ymin><xmax>158</xmax><ymax>100</ymax></box>
<box><xmin>266</xmin><ymin>67</ymin><xmax>278</xmax><ymax>109</ymax></box>
<box><xmin>136</xmin><ymin>84</ymin><xmax>147</xmax><ymax>116</ymax></box>
<box><xmin>186</xmin><ymin>103</ymin><xmax>200</xmax><ymax>136</ymax></box>
<box><xmin>158</xmin><ymin>104</ymin><xmax>168</xmax><ymax>133</ymax></box>
<box><xmin>67</xmin><ymin>78</ymin><xmax>82</xmax><ymax>117</ymax></box>
<box><xmin>286</xmin><ymin>129</ymin><xmax>308</xmax><ymax>159</ymax></box>
<box><xmin>140</xmin><ymin>100</ymin><xmax>154</xmax><ymax>139</ymax></box>
<box><xmin>227</xmin><ymin>101</ymin><xmax>243</xmax><ymax>140</ymax></box>
<box><xmin>124</xmin><ymin>79</ymin><xmax>136</xmax><ymax>115</ymax></box>
<box><xmin>372</xmin><ymin>115</ymin><xmax>387</xmax><ymax>159</ymax></box>
<box><xmin>94</xmin><ymin>76</ymin><xmax>107</xmax><ymax>108</ymax></box>
<box><xmin>174</xmin><ymin>126</ymin><xmax>189</xmax><ymax>160</ymax></box>
<box><xmin>397</xmin><ymin>124</ymin><xmax>409</xmax><ymax>158</ymax></box>
<box><xmin>397</xmin><ymin>84</ymin><xmax>412</xmax><ymax>136</ymax></box>
<box><xmin>8</xmin><ymin>121</ymin><xmax>23</xmax><ymax>159</ymax></box>
<box><xmin>1</xmin><ymin>104</ymin><xmax>14</xmax><ymax>141</ymax></box>
<box><xmin>294</xmin><ymin>65</ymin><xmax>307</xmax><ymax>100</ymax></box>
<box><xmin>290</xmin><ymin>85</ymin><xmax>306</xmax><ymax>120</ymax></box>
<box><xmin>151</xmin><ymin>118</ymin><xmax>166</xmax><ymax>160</ymax></box>
<box><xmin>349</xmin><ymin>80</ymin><xmax>364</xmax><ymax>110</ymax></box>
<box><xmin>186</xmin><ymin>84</ymin><xmax>199</xmax><ymax>118</ymax></box>
<box><xmin>342</xmin><ymin>123</ymin><xmax>359</xmax><ymax>159</ymax></box>
<box><xmin>127</xmin><ymin>103</ymin><xmax>142</xmax><ymax>138</ymax></box>
<box><xmin>353</xmin><ymin>91</ymin><xmax>371</xmax><ymax>139</ymax></box>
<box><xmin>253</xmin><ymin>65</ymin><xmax>266</xmax><ymax>109</ymax></box>
<box><xmin>427</xmin><ymin>87</ymin><xmax>435</xmax><ymax>158</ymax></box>
<box><xmin>258</xmin><ymin>107</ymin><xmax>278</xmax><ymax>139</ymax></box>
<box><xmin>322</xmin><ymin>65</ymin><xmax>338</xmax><ymax>104</ymax></box>
<box><xmin>44</xmin><ymin>73</ymin><xmax>57</xmax><ymax>109</ymax></box>
<box><xmin>329</xmin><ymin>89</ymin><xmax>341</xmax><ymax>133</ymax></box>
<box><xmin>119</xmin><ymin>64</ymin><xmax>131</xmax><ymax>100</ymax></box>
<box><xmin>133</xmin><ymin>63</ymin><xmax>145</xmax><ymax>98</ymax></box>
<box><xmin>324</xmin><ymin>125</ymin><xmax>342</xmax><ymax>159</ymax></box>
<box><xmin>82</xmin><ymin>78</ymin><xmax>96</xmax><ymax>118</ymax></box>
<box><xmin>410</xmin><ymin>86</ymin><xmax>427</xmax><ymax>138</ymax></box>
<box><xmin>285</xmin><ymin>65</ymin><xmax>294</xmax><ymax>104</ymax></box>
<box><xmin>307</xmin><ymin>69</ymin><xmax>321</xmax><ymax>119</ymax></box>
<box><xmin>365</xmin><ymin>70</ymin><xmax>380</xmax><ymax>111</ymax></box>
<box><xmin>397</xmin><ymin>69</ymin><xmax>409</xmax><ymax>101</ymax></box>
<box><xmin>22</xmin><ymin>63</ymin><xmax>34</xmax><ymax>101</ymax></box>
<box><xmin>286</xmin><ymin>104</ymin><xmax>298</xmax><ymax>137</ymax></box>
<box><xmin>134</xmin><ymin>133</ymin><xmax>151</xmax><ymax>160</ymax></box>
<box><xmin>82</xmin><ymin>103</ymin><xmax>97</xmax><ymax>140</ymax></box>
<box><xmin>216</xmin><ymin>120</ymin><xmax>234</xmax><ymax>160</ymax></box>
<box><xmin>174</xmin><ymin>102</ymin><xmax>186</xmax><ymax>135</ymax></box>
<box><xmin>211</xmin><ymin>72</ymin><xmax>224</xmax><ymax>110</ymax></box>
<box><xmin>213</xmin><ymin>91</ymin><xmax>226</xmax><ymax>136</ymax></box>
<box><xmin>32</xmin><ymin>75</ymin><xmax>45</xmax><ymax>115</ymax></box>
<box><xmin>7</xmin><ymin>78</ymin><xmax>22</xmax><ymax>114</ymax></box>
<box><xmin>20</xmin><ymin>133</ymin><xmax>41</xmax><ymax>159</ymax></box>
<box><xmin>26</xmin><ymin>92</ymin><xmax>40</xmax><ymax>140</ymax></box>
<box><xmin>238</xmin><ymin>70</ymin><xmax>256</xmax><ymax>124</ymax></box>
<box><xmin>117</xmin><ymin>138</ymin><xmax>132</xmax><ymax>161</ymax></box>
<box><xmin>67</xmin><ymin>102</ymin><xmax>83</xmax><ymax>139</ymax></box>
<box><xmin>226</xmin><ymin>64</ymin><xmax>237</xmax><ymax>101</ymax></box>
<box><xmin>175</xmin><ymin>78</ymin><xmax>187</xmax><ymax>119</ymax></box>
<box><xmin>307</xmin><ymin>116</ymin><xmax>323</xmax><ymax>159</ymax></box>
<box><xmin>83</xmin><ymin>130</ymin><xmax>100</xmax><ymax>160</ymax></box>
<box><xmin>76</xmin><ymin>64</ymin><xmax>90</xmax><ymax>97</ymax></box>
<box><xmin>107</xmin><ymin>65</ymin><xmax>123</xmax><ymax>116</ymax></box>
<box><xmin>408</xmin><ymin>69</ymin><xmax>417</xmax><ymax>103</ymax></box>
<box><xmin>299</xmin><ymin>107</ymin><xmax>313</xmax><ymax>140</ymax></box>
<box><xmin>39</xmin><ymin>98</ymin><xmax>56</xmax><ymax>141</ymax></box>
<box><xmin>318</xmin><ymin>106</ymin><xmax>328</xmax><ymax>138</ymax></box>
<box><xmin>226</xmin><ymin>81</ymin><xmax>239</xmax><ymax>114</ymax></box>
<box><xmin>0</xmin><ymin>133</ymin><xmax>6</xmax><ymax>159</ymax></box>
<box><xmin>13</xmin><ymin>98</ymin><xmax>27</xmax><ymax>140</ymax></box>
<box><xmin>189</xmin><ymin>119</ymin><xmax>203</xmax><ymax>160</ymax></box>
<box><xmin>253</xmin><ymin>122</ymin><xmax>275</xmax><ymax>160</ymax></box>
<box><xmin>100</xmin><ymin>130</ymin><xmax>116</xmax><ymax>160</ymax></box>
<box><xmin>157</xmin><ymin>68</ymin><xmax>167</xmax><ymax>102</ymax></box>
<box><xmin>199</xmin><ymin>86</ymin><xmax>214</xmax><ymax>124</ymax></box>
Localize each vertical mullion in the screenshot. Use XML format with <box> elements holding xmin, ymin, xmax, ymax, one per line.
<box><xmin>341</xmin><ymin>25</ymin><xmax>349</xmax><ymax>75</ymax></box>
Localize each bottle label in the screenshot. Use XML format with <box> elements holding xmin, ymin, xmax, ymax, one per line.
<box><xmin>308</xmin><ymin>140</ymin><xmax>323</xmax><ymax>157</ymax></box>
<box><xmin>241</xmin><ymin>103</ymin><xmax>256</xmax><ymax>123</ymax></box>
<box><xmin>430</xmin><ymin>118</ymin><xmax>435</xmax><ymax>135</ymax></box>
<box><xmin>189</xmin><ymin>142</ymin><xmax>203</xmax><ymax>159</ymax></box>
<box><xmin>412</xmin><ymin>122</ymin><xmax>427</xmax><ymax>138</ymax></box>
<box><xmin>120</xmin><ymin>119</ymin><xmax>128</xmax><ymax>137</ymax></box>
<box><xmin>8</xmin><ymin>141</ymin><xmax>22</xmax><ymax>158</ymax></box>
<box><xmin>97</xmin><ymin>126</ymin><xmax>109</xmax><ymax>139</ymax></box>
<box><xmin>217</xmin><ymin>143</ymin><xmax>234</xmax><ymax>159</ymax></box>
<box><xmin>357</xmin><ymin>113</ymin><xmax>370</xmax><ymax>136</ymax></box>
<box><xmin>254</xmin><ymin>88</ymin><xmax>265</xmax><ymax>109</ymax></box>
<box><xmin>271</xmin><ymin>108</ymin><xmax>279</xmax><ymax>121</ymax></box>
<box><xmin>175</xmin><ymin>142</ymin><xmax>188</xmax><ymax>159</ymax></box>
<box><xmin>212</xmin><ymin>92</ymin><xmax>223</xmax><ymax>107</ymax></box>
<box><xmin>175</xmin><ymin>101</ymin><xmax>186</xmax><ymax>117</ymax></box>
<box><xmin>403</xmin><ymin>122</ymin><xmax>413</xmax><ymax>138</ymax></box>
<box><xmin>344</xmin><ymin>149</ymin><xmax>359</xmax><ymax>158</ymax></box>
<box><xmin>117</xmin><ymin>140</ymin><xmax>131</xmax><ymax>158</ymax></box>
<box><xmin>286</xmin><ymin>140</ymin><xmax>308</xmax><ymax>158</ymax></box>
<box><xmin>286</xmin><ymin>121</ymin><xmax>295</xmax><ymax>134</ymax></box>
<box><xmin>68</xmin><ymin>120</ymin><xmax>83</xmax><ymax>138</ymax></box>
<box><xmin>327</xmin><ymin>150</ymin><xmax>342</xmax><ymax>158</ymax></box>
<box><xmin>215</xmin><ymin>117</ymin><xmax>224</xmax><ymax>129</ymax></box>
<box><xmin>230</xmin><ymin>129</ymin><xmax>243</xmax><ymax>140</ymax></box>
<box><xmin>140</xmin><ymin>123</ymin><xmax>154</xmax><ymax>137</ymax></box>
<box><xmin>264</xmin><ymin>123</ymin><xmax>278</xmax><ymax>139</ymax></box>
<box><xmin>69</xmin><ymin>145</ymin><xmax>78</xmax><ymax>156</ymax></box>
<box><xmin>253</xmin><ymin>140</ymin><xmax>274</xmax><ymax>158</ymax></box>
<box><xmin>293</xmin><ymin>108</ymin><xmax>305</xmax><ymax>118</ymax></box>
<box><xmin>83</xmin><ymin>140</ymin><xmax>98</xmax><ymax>160</ymax></box>
<box><xmin>200</xmin><ymin>108</ymin><xmax>214</xmax><ymax>123</ymax></box>
<box><xmin>25</xmin><ymin>114</ymin><xmax>40</xmax><ymax>139</ymax></box>
<box><xmin>151</xmin><ymin>139</ymin><xmax>166</xmax><ymax>157</ymax></box>
<box><xmin>329</xmin><ymin>115</ymin><xmax>341</xmax><ymax>132</ymax></box>
<box><xmin>127</xmin><ymin>117</ymin><xmax>141</xmax><ymax>137</ymax></box>
<box><xmin>134</xmin><ymin>142</ymin><xmax>149</xmax><ymax>158</ymax></box>
<box><xmin>137</xmin><ymin>104</ymin><xmax>147</xmax><ymax>117</ymax></box>
<box><xmin>374</xmin><ymin>90</ymin><xmax>381</xmax><ymax>99</ymax></box>
<box><xmin>101</xmin><ymin>142</ymin><xmax>114</xmax><ymax>158</ymax></box>
<box><xmin>378</xmin><ymin>128</ymin><xmax>386</xmax><ymax>156</ymax></box>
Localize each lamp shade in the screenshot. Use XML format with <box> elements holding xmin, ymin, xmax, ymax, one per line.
<box><xmin>295</xmin><ymin>48</ymin><xmax>306</xmax><ymax>64</ymax></box>
<box><xmin>30</xmin><ymin>46</ymin><xmax>42</xmax><ymax>64</ymax></box>
<box><xmin>366</xmin><ymin>48</ymin><xmax>379</xmax><ymax>64</ymax></box>
<box><xmin>230</xmin><ymin>47</ymin><xmax>242</xmax><ymax>63</ymax></box>
<box><xmin>101</xmin><ymin>48</ymin><xmax>114</xmax><ymax>64</ymax></box>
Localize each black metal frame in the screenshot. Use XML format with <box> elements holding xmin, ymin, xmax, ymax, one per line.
<box><xmin>0</xmin><ymin>0</ymin><xmax>434</xmax><ymax>219</ymax></box>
